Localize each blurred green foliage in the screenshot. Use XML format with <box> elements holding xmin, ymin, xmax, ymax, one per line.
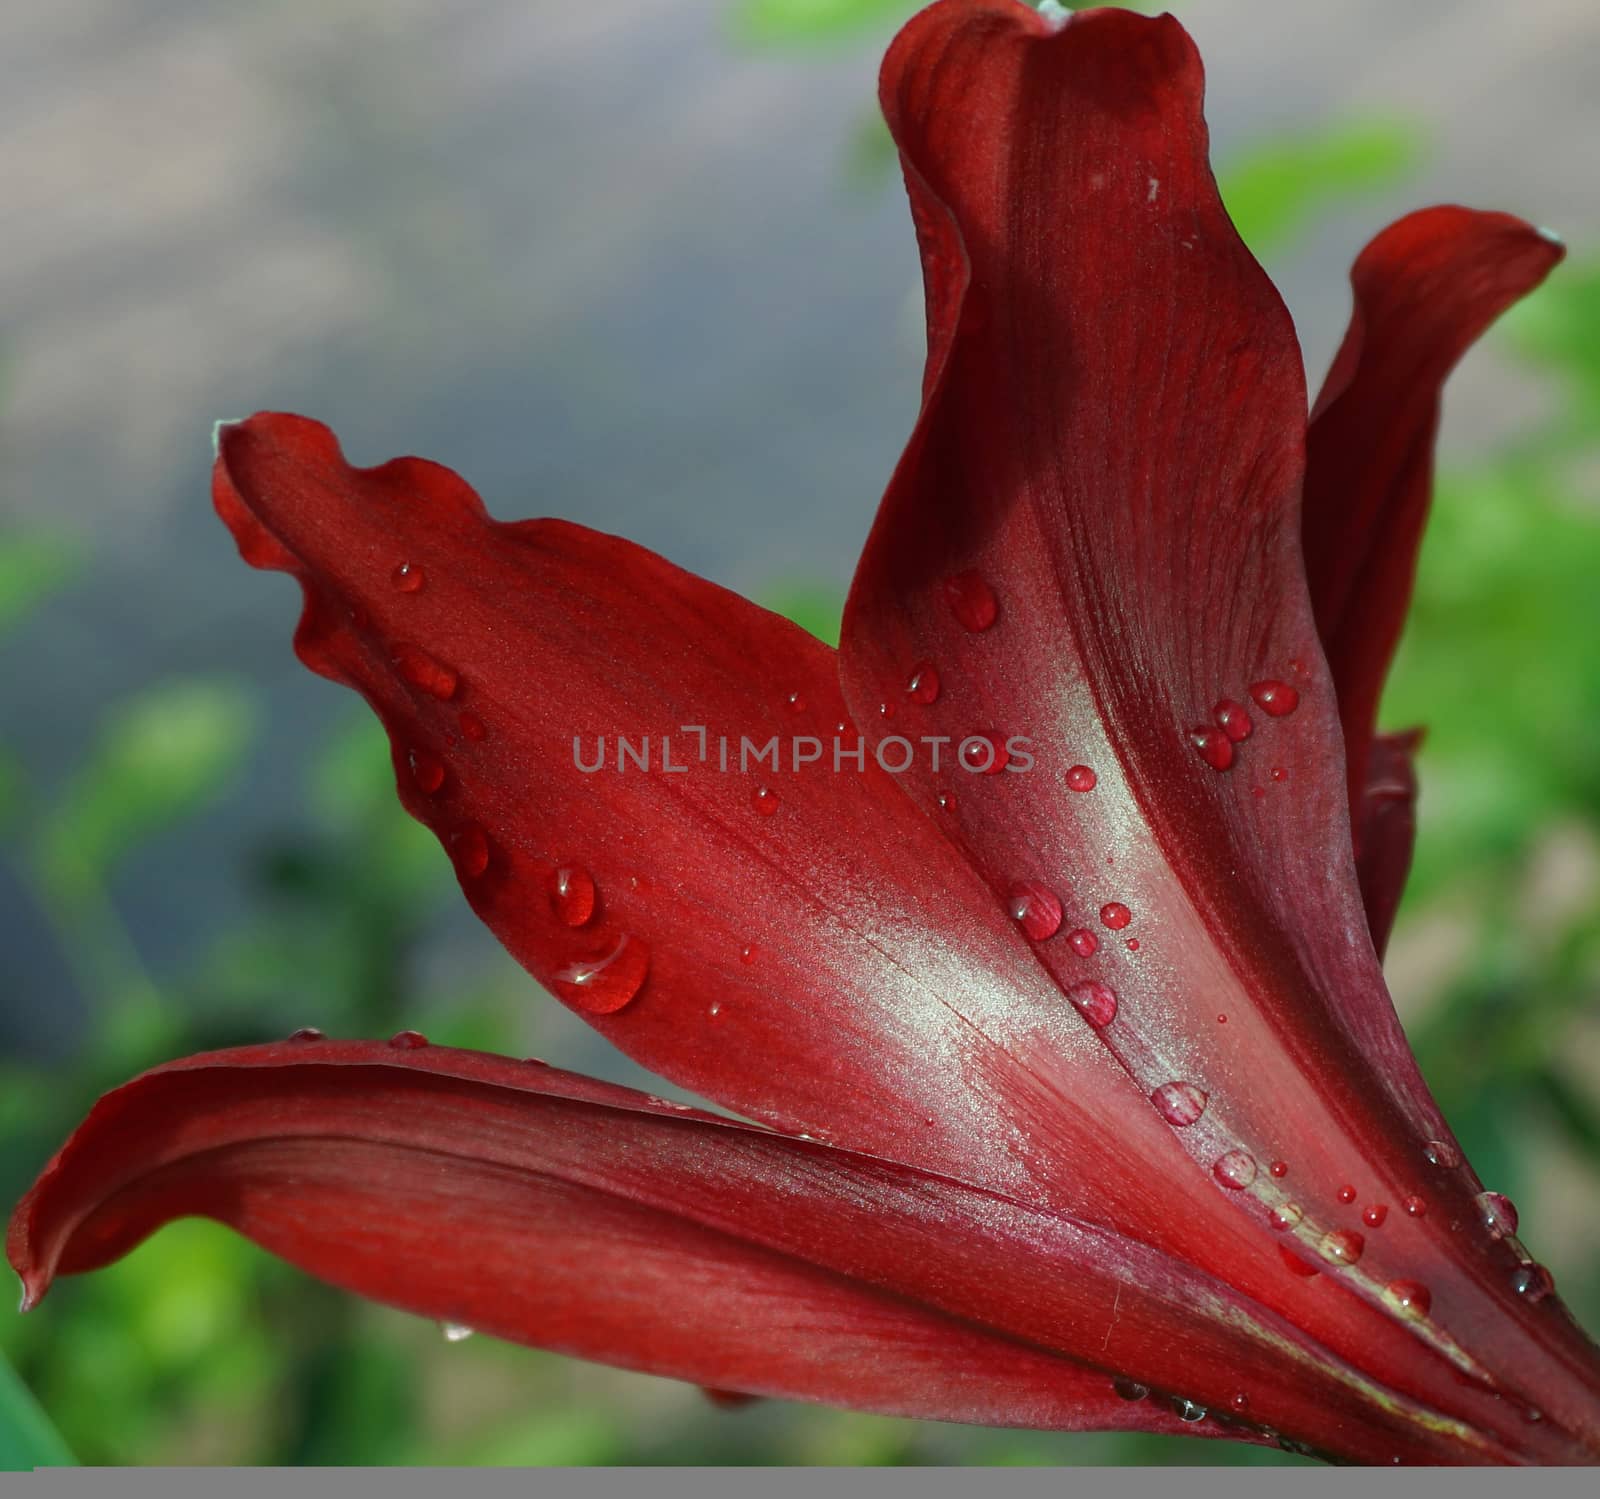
<box><xmin>2</xmin><ymin>3</ymin><xmax>1598</xmax><ymax>1472</ymax></box>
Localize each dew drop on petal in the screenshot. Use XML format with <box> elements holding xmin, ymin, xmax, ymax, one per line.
<box><xmin>388</xmin><ymin>1030</ymin><xmax>429</xmax><ymax>1049</ymax></box>
<box><xmin>1269</xmin><ymin>1202</ymin><xmax>1304</xmax><ymax>1232</ymax></box>
<box><xmin>1249</xmin><ymin>680</ymin><xmax>1300</xmax><ymax>717</ymax></box>
<box><xmin>1319</xmin><ymin>1229</ymin><xmax>1365</xmax><ymax>1266</ymax></box>
<box><xmin>287</xmin><ymin>1026</ymin><xmax>324</xmax><ymax>1043</ymax></box>
<box><xmin>1230</xmin><ymin>1392</ymin><xmax>1250</xmax><ymax>1413</ymax></box>
<box><xmin>408</xmin><ymin>748</ymin><xmax>445</xmax><ymax>794</ymax></box>
<box><xmin>1067</xmin><ymin>928</ymin><xmax>1099</xmax><ymax>957</ymax></box>
<box><xmin>451</xmin><ymin>823</ymin><xmax>490</xmax><ymax>877</ymax></box>
<box><xmin>1363</xmin><ymin>1203</ymin><xmax>1389</xmax><ymax>1229</ymax></box>
<box><xmin>1066</xmin><ymin>764</ymin><xmax>1097</xmax><ymax>792</ymax></box>
<box><xmin>393</xmin><ymin>644</ymin><xmax>459</xmax><ymax>701</ymax></box>
<box><xmin>1213</xmin><ymin>1150</ymin><xmax>1258</xmax><ymax>1190</ymax></box>
<box><xmin>1511</xmin><ymin>1262</ymin><xmax>1554</xmax><ymax>1303</ymax></box>
<box><xmin>549</xmin><ymin>864</ymin><xmax>597</xmax><ymax>927</ymax></box>
<box><xmin>458</xmin><ymin>711</ymin><xmax>487</xmax><ymax>742</ymax></box>
<box><xmin>1151</xmin><ymin>1081</ymin><xmax>1207</xmax><ymax>1127</ymax></box>
<box><xmin>1213</xmin><ymin>700</ymin><xmax>1253</xmax><ymax>742</ymax></box>
<box><xmin>1007</xmin><ymin>881</ymin><xmax>1063</xmax><ymax>941</ymax></box>
<box><xmin>1171</xmin><ymin>1398</ymin><xmax>1207</xmax><ymax>1423</ymax></box>
<box><xmin>440</xmin><ymin>1322</ymin><xmax>474</xmax><ymax>1343</ymax></box>
<box><xmin>1476</xmin><ymin>1191</ymin><xmax>1519</xmax><ymax>1240</ymax></box>
<box><xmin>1113</xmin><ymin>1378</ymin><xmax>1149</xmax><ymax>1402</ymax></box>
<box><xmin>1100</xmin><ymin>902</ymin><xmax>1131</xmax><ymax>930</ymax></box>
<box><xmin>1425</xmin><ymin>1139</ymin><xmax>1461</xmax><ymax>1169</ymax></box>
<box><xmin>1337</xmin><ymin>1184</ymin><xmax>1357</xmax><ymax>1205</ymax></box>
<box><xmin>391</xmin><ymin>562</ymin><xmax>425</xmax><ymax>593</ymax></box>
<box><xmin>1190</xmin><ymin>726</ymin><xmax>1235</xmax><ymax>771</ymax></box>
<box><xmin>785</xmin><ymin>691</ymin><xmax>807</xmax><ymax>714</ymax></box>
<box><xmin>1403</xmin><ymin>1195</ymin><xmax>1428</xmax><ymax>1218</ymax></box>
<box><xmin>1126</xmin><ymin>938</ymin><xmax>1140</xmax><ymax>952</ymax></box>
<box><xmin>945</xmin><ymin>570</ymin><xmax>998</xmax><ymax>631</ymax></box>
<box><xmin>906</xmin><ymin>663</ymin><xmax>941</xmax><ymax>705</ymax></box>
<box><xmin>1269</xmin><ymin>1160</ymin><xmax>1289</xmax><ymax>1179</ymax></box>
<box><xmin>1067</xmin><ymin>980</ymin><xmax>1118</xmax><ymax>1028</ymax></box>
<box><xmin>959</xmin><ymin>732</ymin><xmax>1009</xmax><ymax>774</ymax></box>
<box><xmin>751</xmin><ymin>785</ymin><xmax>780</xmax><ymax>816</ymax></box>
<box><xmin>739</xmin><ymin>945</ymin><xmax>756</xmax><ymax>965</ymax></box>
<box><xmin>1280</xmin><ymin>1243</ymin><xmax>1319</xmax><ymax>1278</ymax></box>
<box><xmin>1385</xmin><ymin>1280</ymin><xmax>1432</xmax><ymax>1320</ymax></box>
<box><xmin>553</xmin><ymin>933</ymin><xmax>650</xmax><ymax>1014</ymax></box>
<box><xmin>936</xmin><ymin>790</ymin><xmax>958</xmax><ymax>813</ymax></box>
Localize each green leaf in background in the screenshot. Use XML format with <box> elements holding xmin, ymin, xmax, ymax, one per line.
<box><xmin>0</xmin><ymin>534</ymin><xmax>81</xmax><ymax>639</ymax></box>
<box><xmin>36</xmin><ymin>677</ymin><xmax>258</xmax><ymax>892</ymax></box>
<box><xmin>759</xmin><ymin>583</ymin><xmax>845</xmax><ymax>646</ymax></box>
<box><xmin>731</xmin><ymin>0</ymin><xmax>913</xmax><ymax>46</ymax></box>
<box><xmin>1507</xmin><ymin>253</ymin><xmax>1600</xmax><ymax>427</ymax></box>
<box><xmin>1219</xmin><ymin>120</ymin><xmax>1422</xmax><ymax>258</ymax></box>
<box><xmin>0</xmin><ymin>1350</ymin><xmax>75</xmax><ymax>1470</ymax></box>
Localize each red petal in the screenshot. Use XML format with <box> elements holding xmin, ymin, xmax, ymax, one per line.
<box><xmin>1304</xmin><ymin>207</ymin><xmax>1562</xmax><ymax>809</ymax></box>
<box><xmin>1355</xmin><ymin>730</ymin><xmax>1423</xmax><ymax>958</ymax></box>
<box><xmin>843</xmin><ymin>0</ymin><xmax>1600</xmax><ymax>1455</ymax></box>
<box><xmin>8</xmin><ymin>1041</ymin><xmax>1507</xmax><ymax>1460</ymax></box>
<box><xmin>212</xmin><ymin>411</ymin><xmax>1282</xmax><ymax>1268</ymax></box>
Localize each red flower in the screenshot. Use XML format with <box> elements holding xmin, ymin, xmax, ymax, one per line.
<box><xmin>10</xmin><ymin>0</ymin><xmax>1598</xmax><ymax>1465</ymax></box>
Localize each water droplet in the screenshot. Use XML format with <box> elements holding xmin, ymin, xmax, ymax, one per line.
<box><xmin>785</xmin><ymin>691</ymin><xmax>807</xmax><ymax>714</ymax></box>
<box><xmin>1171</xmin><ymin>1397</ymin><xmax>1207</xmax><ymax>1423</ymax></box>
<box><xmin>451</xmin><ymin>823</ymin><xmax>490</xmax><ymax>877</ymax></box>
<box><xmin>1067</xmin><ymin>980</ymin><xmax>1118</xmax><ymax>1028</ymax></box>
<box><xmin>1066</xmin><ymin>764</ymin><xmax>1097</xmax><ymax>792</ymax></box>
<box><xmin>1151</xmin><ymin>1081</ymin><xmax>1207</xmax><ymax>1127</ymax></box>
<box><xmin>1403</xmin><ymin>1195</ymin><xmax>1427</xmax><ymax>1218</ymax></box>
<box><xmin>391</xmin><ymin>561</ymin><xmax>425</xmax><ymax>593</ymax></box>
<box><xmin>1319</xmin><ymin>1229</ymin><xmax>1365</xmax><ymax>1266</ymax></box>
<box><xmin>752</xmin><ymin>785</ymin><xmax>780</xmax><ymax>816</ymax></box>
<box><xmin>1213</xmin><ymin>699</ymin><xmax>1253</xmax><ymax>742</ymax></box>
<box><xmin>739</xmin><ymin>945</ymin><xmax>756</xmax><ymax>965</ymax></box>
<box><xmin>959</xmin><ymin>732</ymin><xmax>1009</xmax><ymax>774</ymax></box>
<box><xmin>1213</xmin><ymin>1150</ymin><xmax>1258</xmax><ymax>1189</ymax></box>
<box><xmin>553</xmin><ymin>933</ymin><xmax>650</xmax><ymax>1014</ymax></box>
<box><xmin>1099</xmin><ymin>902</ymin><xmax>1132</xmax><ymax>930</ymax></box>
<box><xmin>550</xmin><ymin>864</ymin><xmax>597</xmax><ymax>927</ymax></box>
<box><xmin>1269</xmin><ymin>766</ymin><xmax>1288</xmax><ymax>783</ymax></box>
<box><xmin>1269</xmin><ymin>1202</ymin><xmax>1304</xmax><ymax>1232</ymax></box>
<box><xmin>1425</xmin><ymin>1139</ymin><xmax>1461</xmax><ymax>1169</ymax></box>
<box><xmin>458</xmin><ymin>711</ymin><xmax>487</xmax><ymax>742</ymax></box>
<box><xmin>393</xmin><ymin>644</ymin><xmax>459</xmax><ymax>701</ymax></box>
<box><xmin>1113</xmin><ymin>1377</ymin><xmax>1149</xmax><ymax>1402</ymax></box>
<box><xmin>1270</xmin><ymin>1160</ymin><xmax>1289</xmax><ymax>1179</ymax></box>
<box><xmin>1510</xmin><ymin>1262</ymin><xmax>1554</xmax><ymax>1303</ymax></box>
<box><xmin>388</xmin><ymin>1030</ymin><xmax>429</xmax><ymax>1049</ymax></box>
<box><xmin>1067</xmin><ymin>928</ymin><xmax>1099</xmax><ymax>957</ymax></box>
<box><xmin>1215</xmin><ymin>1012</ymin><xmax>1226</xmax><ymax>1024</ymax></box>
<box><xmin>906</xmin><ymin>663</ymin><xmax>941</xmax><ymax>705</ymax></box>
<box><xmin>1385</xmin><ymin>1281</ymin><xmax>1432</xmax><ymax>1320</ymax></box>
<box><xmin>878</xmin><ymin>701</ymin><xmax>895</xmax><ymax>720</ymax></box>
<box><xmin>944</xmin><ymin>570</ymin><xmax>998</xmax><ymax>631</ymax></box>
<box><xmin>1363</xmin><ymin>1203</ymin><xmax>1389</xmax><ymax>1228</ymax></box>
<box><xmin>1280</xmin><ymin>1243</ymin><xmax>1319</xmax><ymax>1277</ymax></box>
<box><xmin>1337</xmin><ymin>1184</ymin><xmax>1357</xmax><ymax>1205</ymax></box>
<box><xmin>1249</xmin><ymin>680</ymin><xmax>1299</xmax><ymax>717</ymax></box>
<box><xmin>1476</xmin><ymin>1191</ymin><xmax>1519</xmax><ymax>1240</ymax></box>
<box><xmin>408</xmin><ymin>748</ymin><xmax>446</xmax><ymax>794</ymax></box>
<box><xmin>1190</xmin><ymin>726</ymin><xmax>1235</xmax><ymax>771</ymax></box>
<box><xmin>1007</xmin><ymin>881</ymin><xmax>1063</xmax><ymax>941</ymax></box>
<box><xmin>1126</xmin><ymin>938</ymin><xmax>1140</xmax><ymax>952</ymax></box>
<box><xmin>440</xmin><ymin>1321</ymin><xmax>474</xmax><ymax>1342</ymax></box>
<box><xmin>936</xmin><ymin>790</ymin><xmax>958</xmax><ymax>813</ymax></box>
<box><xmin>287</xmin><ymin>1026</ymin><xmax>324</xmax><ymax>1043</ymax></box>
<box><xmin>1230</xmin><ymin>1392</ymin><xmax>1250</xmax><ymax>1413</ymax></box>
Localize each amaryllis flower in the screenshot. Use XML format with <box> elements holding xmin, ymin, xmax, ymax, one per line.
<box><xmin>11</xmin><ymin>0</ymin><xmax>1599</xmax><ymax>1466</ymax></box>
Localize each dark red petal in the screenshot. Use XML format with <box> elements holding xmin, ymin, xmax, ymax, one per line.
<box><xmin>1304</xmin><ymin>207</ymin><xmax>1562</xmax><ymax>808</ymax></box>
<box><xmin>9</xmin><ymin>1042</ymin><xmax>1510</xmax><ymax>1460</ymax></box>
<box><xmin>843</xmin><ymin>0</ymin><xmax>1600</xmax><ymax>1456</ymax></box>
<box><xmin>1355</xmin><ymin>730</ymin><xmax>1424</xmax><ymax>958</ymax></box>
<box><xmin>212</xmin><ymin>411</ymin><xmax>1285</xmax><ymax>1271</ymax></box>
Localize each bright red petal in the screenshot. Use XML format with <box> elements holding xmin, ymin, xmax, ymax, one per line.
<box><xmin>1304</xmin><ymin>207</ymin><xmax>1562</xmax><ymax>809</ymax></box>
<box><xmin>841</xmin><ymin>0</ymin><xmax>1600</xmax><ymax>1457</ymax></box>
<box><xmin>1355</xmin><ymin>730</ymin><xmax>1423</xmax><ymax>958</ymax></box>
<box><xmin>9</xmin><ymin>1041</ymin><xmax>1512</xmax><ymax>1460</ymax></box>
